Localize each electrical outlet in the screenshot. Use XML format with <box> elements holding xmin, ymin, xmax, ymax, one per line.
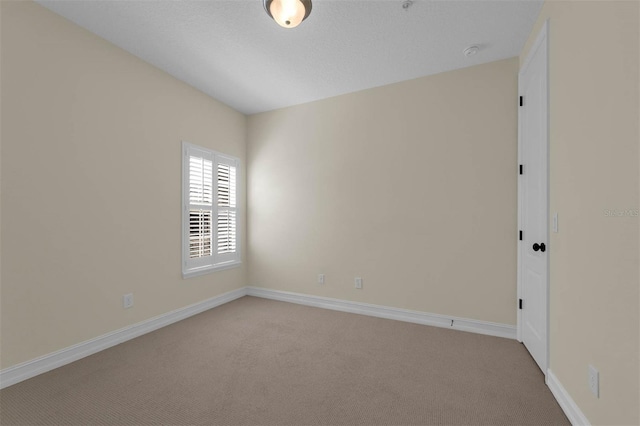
<box><xmin>588</xmin><ymin>365</ymin><xmax>599</xmax><ymax>398</ymax></box>
<box><xmin>123</xmin><ymin>293</ymin><xmax>134</xmax><ymax>309</ymax></box>
<box><xmin>355</xmin><ymin>277</ymin><xmax>363</xmax><ymax>289</ymax></box>
<box><xmin>318</xmin><ymin>274</ymin><xmax>325</xmax><ymax>284</ymax></box>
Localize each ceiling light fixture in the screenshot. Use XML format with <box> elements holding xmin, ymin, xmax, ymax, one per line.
<box><xmin>264</xmin><ymin>0</ymin><xmax>312</xmax><ymax>28</ymax></box>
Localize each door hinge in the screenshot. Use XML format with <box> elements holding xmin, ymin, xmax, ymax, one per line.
<box><xmin>519</xmin><ymin>230</ymin><xmax>523</xmax><ymax>241</ymax></box>
<box><xmin>519</xmin><ymin>96</ymin><xmax>523</xmax><ymax>106</ymax></box>
<box><xmin>519</xmin><ymin>299</ymin><xmax>523</xmax><ymax>310</ymax></box>
<box><xmin>519</xmin><ymin>164</ymin><xmax>523</xmax><ymax>175</ymax></box>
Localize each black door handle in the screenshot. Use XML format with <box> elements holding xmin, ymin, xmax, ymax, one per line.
<box><xmin>533</xmin><ymin>243</ymin><xmax>546</xmax><ymax>252</ymax></box>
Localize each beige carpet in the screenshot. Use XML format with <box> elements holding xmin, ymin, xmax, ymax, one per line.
<box><xmin>0</xmin><ymin>296</ymin><xmax>569</xmax><ymax>425</ymax></box>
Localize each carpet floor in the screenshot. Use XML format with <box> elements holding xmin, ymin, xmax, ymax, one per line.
<box><xmin>0</xmin><ymin>296</ymin><xmax>569</xmax><ymax>425</ymax></box>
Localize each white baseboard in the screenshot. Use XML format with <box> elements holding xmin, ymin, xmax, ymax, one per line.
<box><xmin>0</xmin><ymin>286</ymin><xmax>517</xmax><ymax>389</ymax></box>
<box><xmin>0</xmin><ymin>287</ymin><xmax>247</xmax><ymax>389</ymax></box>
<box><xmin>246</xmin><ymin>287</ymin><xmax>516</xmax><ymax>340</ymax></box>
<box><xmin>547</xmin><ymin>369</ymin><xmax>591</xmax><ymax>426</ymax></box>
<box><xmin>0</xmin><ymin>284</ymin><xmax>591</xmax><ymax>426</ymax></box>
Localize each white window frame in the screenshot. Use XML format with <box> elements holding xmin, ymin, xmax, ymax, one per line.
<box><xmin>182</xmin><ymin>141</ymin><xmax>241</xmax><ymax>278</ymax></box>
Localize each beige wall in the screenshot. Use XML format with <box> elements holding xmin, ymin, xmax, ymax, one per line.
<box><xmin>0</xmin><ymin>0</ymin><xmax>4</xmax><ymax>369</ymax></box>
<box><xmin>521</xmin><ymin>1</ymin><xmax>639</xmax><ymax>424</ymax></box>
<box><xmin>248</xmin><ymin>58</ymin><xmax>519</xmax><ymax>326</ymax></box>
<box><xmin>0</xmin><ymin>1</ymin><xmax>247</xmax><ymax>369</ymax></box>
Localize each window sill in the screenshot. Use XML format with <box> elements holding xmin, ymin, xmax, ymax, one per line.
<box><xmin>182</xmin><ymin>261</ymin><xmax>242</xmax><ymax>279</ymax></box>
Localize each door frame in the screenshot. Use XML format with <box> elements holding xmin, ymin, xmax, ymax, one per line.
<box><xmin>517</xmin><ymin>19</ymin><xmax>550</xmax><ymax>376</ymax></box>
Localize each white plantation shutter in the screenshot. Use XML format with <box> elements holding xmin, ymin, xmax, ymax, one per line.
<box><xmin>183</xmin><ymin>142</ymin><xmax>240</xmax><ymax>276</ymax></box>
<box><xmin>189</xmin><ymin>209</ymin><xmax>212</xmax><ymax>258</ymax></box>
<box><xmin>215</xmin><ymin>159</ymin><xmax>237</xmax><ymax>261</ymax></box>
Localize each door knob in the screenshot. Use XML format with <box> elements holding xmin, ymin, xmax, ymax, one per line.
<box><xmin>533</xmin><ymin>243</ymin><xmax>546</xmax><ymax>252</ymax></box>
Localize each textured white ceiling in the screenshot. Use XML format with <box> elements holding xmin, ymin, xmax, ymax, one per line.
<box><xmin>36</xmin><ymin>0</ymin><xmax>543</xmax><ymax>115</ymax></box>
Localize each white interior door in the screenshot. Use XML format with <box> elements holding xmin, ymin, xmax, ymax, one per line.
<box><xmin>518</xmin><ymin>21</ymin><xmax>549</xmax><ymax>375</ymax></box>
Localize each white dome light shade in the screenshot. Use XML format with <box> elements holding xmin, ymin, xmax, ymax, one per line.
<box><xmin>264</xmin><ymin>0</ymin><xmax>312</xmax><ymax>29</ymax></box>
